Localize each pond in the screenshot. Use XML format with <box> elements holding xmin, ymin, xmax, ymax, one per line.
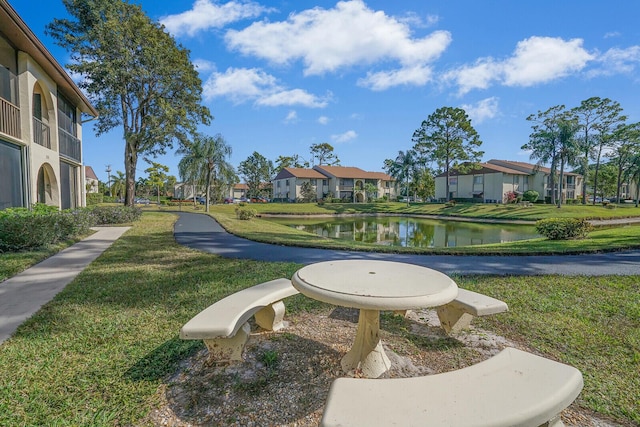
<box><xmin>265</xmin><ymin>216</ymin><xmax>541</xmax><ymax>248</ymax></box>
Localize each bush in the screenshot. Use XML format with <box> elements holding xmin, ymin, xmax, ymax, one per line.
<box><xmin>0</xmin><ymin>206</ymin><xmax>98</xmax><ymax>252</ymax></box>
<box><xmin>522</xmin><ymin>190</ymin><xmax>539</xmax><ymax>203</ymax></box>
<box><xmin>535</xmin><ymin>218</ymin><xmax>592</xmax><ymax>240</ymax></box>
<box><xmin>91</xmin><ymin>206</ymin><xmax>142</xmax><ymax>225</ymax></box>
<box><xmin>235</xmin><ymin>207</ymin><xmax>257</xmax><ymax>220</ymax></box>
<box><xmin>86</xmin><ymin>193</ymin><xmax>103</xmax><ymax>206</ymax></box>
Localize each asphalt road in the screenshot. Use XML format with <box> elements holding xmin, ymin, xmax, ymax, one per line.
<box><xmin>173</xmin><ymin>212</ymin><xmax>640</xmax><ymax>276</ymax></box>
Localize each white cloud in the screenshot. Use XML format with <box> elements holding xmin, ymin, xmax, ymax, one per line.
<box><xmin>284</xmin><ymin>110</ymin><xmax>298</xmax><ymax>124</ymax></box>
<box><xmin>589</xmin><ymin>46</ymin><xmax>640</xmax><ymax>77</ymax></box>
<box><xmin>502</xmin><ymin>37</ymin><xmax>593</xmax><ymax>86</ymax></box>
<box><xmin>225</xmin><ymin>0</ymin><xmax>451</xmax><ymax>89</ymax></box>
<box><xmin>160</xmin><ymin>0</ymin><xmax>271</xmax><ymax>37</ymax></box>
<box><xmin>446</xmin><ymin>36</ymin><xmax>594</xmax><ymax>95</ymax></box>
<box><xmin>202</xmin><ymin>67</ymin><xmax>329</xmax><ymax>108</ymax></box>
<box><xmin>460</xmin><ymin>97</ymin><xmax>499</xmax><ymax>124</ymax></box>
<box><xmin>318</xmin><ymin>116</ymin><xmax>329</xmax><ymax>125</ymax></box>
<box><xmin>331</xmin><ymin>130</ymin><xmax>358</xmax><ymax>143</ymax></box>
<box><xmin>256</xmin><ymin>89</ymin><xmax>329</xmax><ymax>108</ymax></box>
<box><xmin>358</xmin><ymin>64</ymin><xmax>435</xmax><ymax>91</ymax></box>
<box><xmin>192</xmin><ymin>59</ymin><xmax>217</xmax><ymax>72</ymax></box>
<box><xmin>604</xmin><ymin>31</ymin><xmax>621</xmax><ymax>39</ymax></box>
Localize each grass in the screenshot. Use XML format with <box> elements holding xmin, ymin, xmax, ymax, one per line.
<box><xmin>204</xmin><ymin>207</ymin><xmax>640</xmax><ymax>255</ymax></box>
<box><xmin>0</xmin><ymin>211</ymin><xmax>638</xmax><ymax>425</ymax></box>
<box><xmin>0</xmin><ymin>234</ymin><xmax>91</xmax><ymax>282</ymax></box>
<box><xmin>200</xmin><ymin>200</ymin><xmax>640</xmax><ymax>221</ymax></box>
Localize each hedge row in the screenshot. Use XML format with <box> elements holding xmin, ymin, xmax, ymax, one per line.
<box><xmin>0</xmin><ymin>205</ymin><xmax>141</xmax><ymax>252</ymax></box>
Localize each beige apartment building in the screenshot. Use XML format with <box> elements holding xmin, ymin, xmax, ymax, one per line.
<box><xmin>0</xmin><ymin>2</ymin><xmax>97</xmax><ymax>210</ymax></box>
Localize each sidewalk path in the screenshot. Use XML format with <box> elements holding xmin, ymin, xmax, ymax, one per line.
<box><xmin>174</xmin><ymin>212</ymin><xmax>640</xmax><ymax>276</ymax></box>
<box><xmin>0</xmin><ymin>226</ymin><xmax>129</xmax><ymax>344</ymax></box>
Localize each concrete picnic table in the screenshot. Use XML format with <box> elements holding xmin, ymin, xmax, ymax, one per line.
<box><xmin>291</xmin><ymin>260</ymin><xmax>458</xmax><ymax>378</ymax></box>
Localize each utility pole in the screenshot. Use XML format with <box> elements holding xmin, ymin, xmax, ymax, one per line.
<box><xmin>105</xmin><ymin>165</ymin><xmax>112</xmax><ymax>196</ymax></box>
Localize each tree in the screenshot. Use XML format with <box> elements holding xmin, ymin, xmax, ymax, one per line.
<box><xmin>364</xmin><ymin>182</ymin><xmax>378</xmax><ymax>202</ymax></box>
<box><xmin>572</xmin><ymin>98</ymin><xmax>625</xmax><ymax>204</ymax></box>
<box><xmin>164</xmin><ymin>175</ymin><xmax>177</xmax><ymax>198</ymax></box>
<box><xmin>238</xmin><ymin>152</ymin><xmax>274</xmax><ymax>199</ymax></box>
<box><xmin>177</xmin><ymin>133</ymin><xmax>233</xmax><ymax>212</ymax></box>
<box><xmin>275</xmin><ymin>154</ymin><xmax>309</xmax><ymax>171</ymax></box>
<box><xmin>523</xmin><ymin>105</ymin><xmax>566</xmax><ymax>205</ymax></box>
<box><xmin>299</xmin><ymin>181</ymin><xmax>316</xmax><ymax>202</ymax></box>
<box><xmin>626</xmin><ymin>153</ymin><xmax>640</xmax><ymax>207</ymax></box>
<box><xmin>144</xmin><ymin>160</ymin><xmax>168</xmax><ymax>204</ymax></box>
<box><xmin>412</xmin><ymin>107</ymin><xmax>483</xmax><ymax>202</ymax></box>
<box><xmin>111</xmin><ymin>171</ymin><xmax>126</xmax><ymax>199</ymax></box>
<box><xmin>609</xmin><ymin>122</ymin><xmax>640</xmax><ymax>203</ymax></box>
<box><xmin>411</xmin><ymin>168</ymin><xmax>436</xmax><ymax>201</ymax></box>
<box><xmin>384</xmin><ymin>149</ymin><xmax>419</xmax><ymax>206</ymax></box>
<box><xmin>47</xmin><ymin>0</ymin><xmax>211</xmax><ymax>207</ymax></box>
<box><xmin>310</xmin><ymin>143</ymin><xmax>340</xmax><ymax>166</ymax></box>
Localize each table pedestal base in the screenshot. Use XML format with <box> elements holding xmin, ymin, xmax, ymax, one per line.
<box><xmin>341</xmin><ymin>309</ymin><xmax>391</xmax><ymax>378</ymax></box>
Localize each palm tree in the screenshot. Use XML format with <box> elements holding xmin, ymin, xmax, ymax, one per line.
<box><xmin>384</xmin><ymin>149</ymin><xmax>419</xmax><ymax>206</ymax></box>
<box><xmin>178</xmin><ymin>133</ymin><xmax>233</xmax><ymax>212</ymax></box>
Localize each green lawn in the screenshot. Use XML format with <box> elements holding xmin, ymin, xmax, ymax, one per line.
<box><xmin>204</xmin><ymin>205</ymin><xmax>640</xmax><ymax>255</ymax></box>
<box><xmin>0</xmin><ymin>211</ymin><xmax>637</xmax><ymax>425</ymax></box>
<box><xmin>204</xmin><ymin>200</ymin><xmax>640</xmax><ymax>221</ymax></box>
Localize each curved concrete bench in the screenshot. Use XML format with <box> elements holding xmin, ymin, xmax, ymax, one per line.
<box><xmin>437</xmin><ymin>288</ymin><xmax>508</xmax><ymax>333</ymax></box>
<box><xmin>179</xmin><ymin>278</ymin><xmax>299</xmax><ymax>362</ymax></box>
<box><xmin>321</xmin><ymin>347</ymin><xmax>583</xmax><ymax>427</ymax></box>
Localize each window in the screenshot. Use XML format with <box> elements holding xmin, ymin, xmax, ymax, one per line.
<box><xmin>57</xmin><ymin>94</ymin><xmax>76</xmax><ymax>136</ymax></box>
<box><xmin>323</xmin><ymin>179</ymin><xmax>328</xmax><ymax>186</ymax></box>
<box><xmin>514</xmin><ymin>175</ymin><xmax>520</xmax><ymax>184</ymax></box>
<box><xmin>0</xmin><ymin>140</ymin><xmax>25</xmax><ymax>209</ymax></box>
<box><xmin>473</xmin><ymin>175</ymin><xmax>483</xmax><ymax>185</ymax></box>
<box><xmin>33</xmin><ymin>93</ymin><xmax>42</xmax><ymax>120</ymax></box>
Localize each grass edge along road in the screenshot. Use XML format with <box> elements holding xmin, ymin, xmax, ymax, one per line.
<box><xmin>201</xmin><ymin>204</ymin><xmax>640</xmax><ymax>255</ymax></box>
<box><xmin>0</xmin><ymin>211</ymin><xmax>637</xmax><ymax>425</ymax></box>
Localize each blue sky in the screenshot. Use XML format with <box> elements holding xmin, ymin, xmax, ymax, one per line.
<box><xmin>13</xmin><ymin>0</ymin><xmax>640</xmax><ymax>183</ymax></box>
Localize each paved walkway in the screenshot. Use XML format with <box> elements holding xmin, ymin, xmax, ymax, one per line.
<box><xmin>2</xmin><ymin>212</ymin><xmax>639</xmax><ymax>345</ymax></box>
<box><xmin>174</xmin><ymin>212</ymin><xmax>640</xmax><ymax>276</ymax></box>
<box><xmin>0</xmin><ymin>226</ymin><xmax>130</xmax><ymax>344</ymax></box>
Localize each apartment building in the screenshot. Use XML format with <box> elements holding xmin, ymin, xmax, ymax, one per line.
<box><xmin>0</xmin><ymin>1</ymin><xmax>97</xmax><ymax>210</ymax></box>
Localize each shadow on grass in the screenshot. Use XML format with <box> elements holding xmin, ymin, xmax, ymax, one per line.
<box><xmin>125</xmin><ymin>338</ymin><xmax>202</xmax><ymax>382</ymax></box>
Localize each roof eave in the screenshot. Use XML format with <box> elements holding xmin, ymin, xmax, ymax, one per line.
<box><xmin>0</xmin><ymin>1</ymin><xmax>98</xmax><ymax>117</ymax></box>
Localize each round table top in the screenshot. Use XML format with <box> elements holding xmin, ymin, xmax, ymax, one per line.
<box><xmin>291</xmin><ymin>260</ymin><xmax>458</xmax><ymax>310</ymax></box>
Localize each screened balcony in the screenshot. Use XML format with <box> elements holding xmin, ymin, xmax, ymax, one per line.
<box><xmin>33</xmin><ymin>116</ymin><xmax>51</xmax><ymax>148</ymax></box>
<box><xmin>59</xmin><ymin>128</ymin><xmax>81</xmax><ymax>162</ymax></box>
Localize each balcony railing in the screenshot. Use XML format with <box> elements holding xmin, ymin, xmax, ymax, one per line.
<box><xmin>59</xmin><ymin>129</ymin><xmax>81</xmax><ymax>162</ymax></box>
<box><xmin>33</xmin><ymin>117</ymin><xmax>51</xmax><ymax>149</ymax></box>
<box><xmin>0</xmin><ymin>97</ymin><xmax>21</xmax><ymax>139</ymax></box>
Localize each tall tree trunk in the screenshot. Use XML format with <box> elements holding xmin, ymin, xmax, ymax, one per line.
<box><xmin>124</xmin><ymin>141</ymin><xmax>138</xmax><ymax>207</ymax></box>
<box><xmin>557</xmin><ymin>158</ymin><xmax>565</xmax><ymax>208</ymax></box>
<box><xmin>592</xmin><ymin>145</ymin><xmax>604</xmax><ymax>205</ymax></box>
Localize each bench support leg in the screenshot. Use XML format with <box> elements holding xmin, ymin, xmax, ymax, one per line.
<box><xmin>539</xmin><ymin>415</ymin><xmax>564</xmax><ymax>427</ymax></box>
<box><xmin>437</xmin><ymin>305</ymin><xmax>475</xmax><ymax>334</ymax></box>
<box><xmin>203</xmin><ymin>322</ymin><xmax>250</xmax><ymax>363</ymax></box>
<box><xmin>255</xmin><ymin>300</ymin><xmax>287</xmax><ymax>331</ymax></box>
<box><xmin>341</xmin><ymin>309</ymin><xmax>391</xmax><ymax>378</ymax></box>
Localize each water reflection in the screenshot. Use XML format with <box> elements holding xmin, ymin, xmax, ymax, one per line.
<box><xmin>266</xmin><ymin>216</ymin><xmax>540</xmax><ymax>248</ymax></box>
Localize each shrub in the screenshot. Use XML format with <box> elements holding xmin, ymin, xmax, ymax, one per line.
<box><xmin>535</xmin><ymin>218</ymin><xmax>592</xmax><ymax>240</ymax></box>
<box><xmin>522</xmin><ymin>190</ymin><xmax>539</xmax><ymax>203</ymax></box>
<box><xmin>86</xmin><ymin>193</ymin><xmax>103</xmax><ymax>206</ymax></box>
<box><xmin>0</xmin><ymin>206</ymin><xmax>98</xmax><ymax>252</ymax></box>
<box><xmin>235</xmin><ymin>207</ymin><xmax>257</xmax><ymax>220</ymax></box>
<box><xmin>91</xmin><ymin>206</ymin><xmax>142</xmax><ymax>225</ymax></box>
<box><xmin>504</xmin><ymin>191</ymin><xmax>518</xmax><ymax>204</ymax></box>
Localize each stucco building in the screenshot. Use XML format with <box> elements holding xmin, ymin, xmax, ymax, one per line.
<box><xmin>273</xmin><ymin>165</ymin><xmax>397</xmax><ymax>202</ymax></box>
<box><xmin>0</xmin><ymin>2</ymin><xmax>97</xmax><ymax>210</ymax></box>
<box><xmin>435</xmin><ymin>159</ymin><xmax>583</xmax><ymax>203</ymax></box>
